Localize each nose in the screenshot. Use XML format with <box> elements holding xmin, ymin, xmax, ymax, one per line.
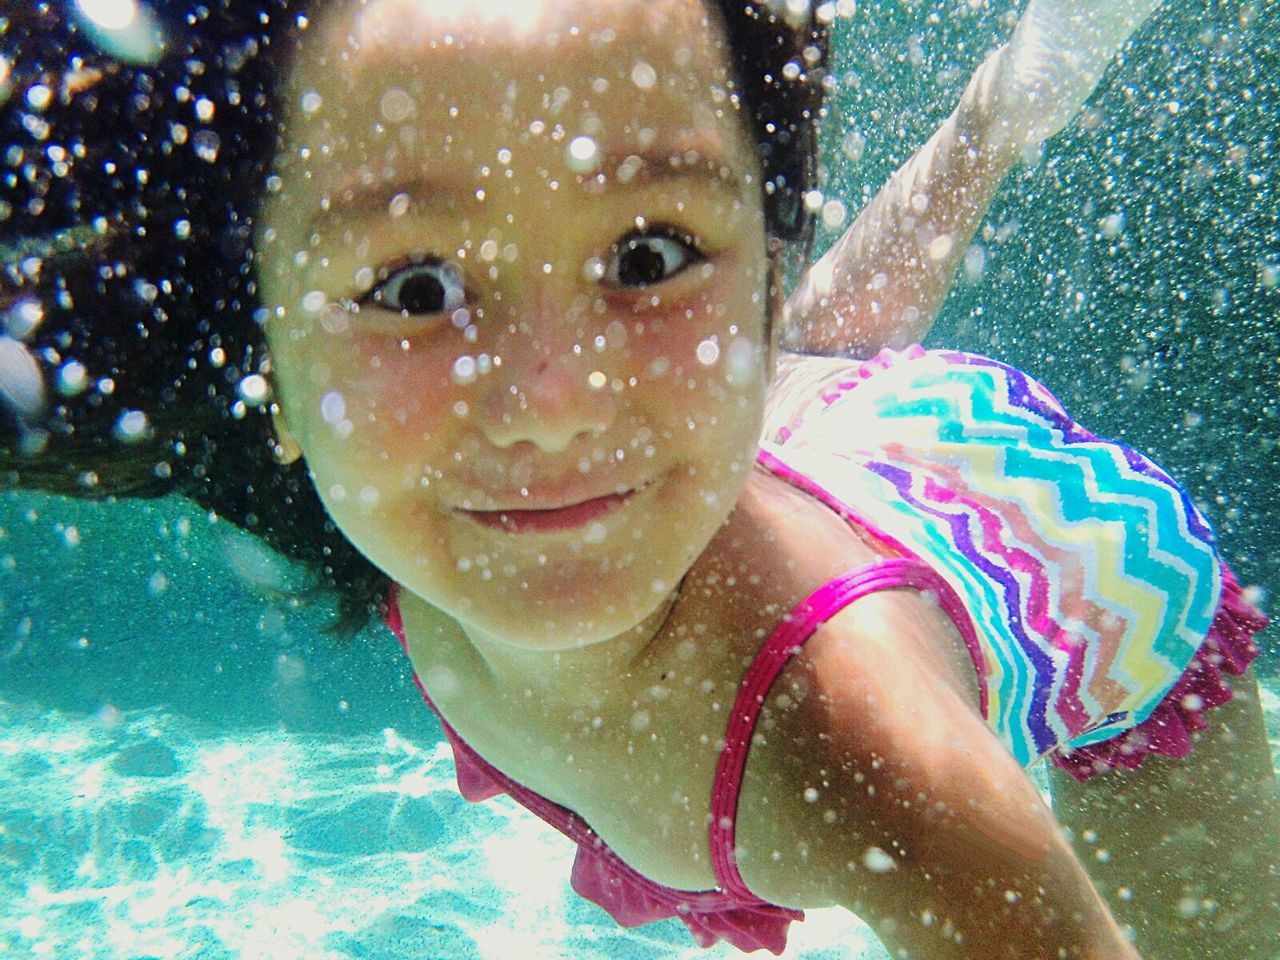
<box><xmin>479</xmin><ymin>343</ymin><xmax>616</xmax><ymax>453</ymax></box>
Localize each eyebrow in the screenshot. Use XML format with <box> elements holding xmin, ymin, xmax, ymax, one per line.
<box><xmin>308</xmin><ymin>146</ymin><xmax>749</xmax><ymax>235</ymax></box>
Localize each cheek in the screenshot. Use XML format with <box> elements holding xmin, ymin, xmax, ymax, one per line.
<box><xmin>630</xmin><ymin>281</ymin><xmax>766</xmax><ymax>399</ymax></box>
<box><xmin>279</xmin><ymin>331</ymin><xmax>464</xmax><ymax>481</ymax></box>
<box><xmin>335</xmin><ymin>334</ymin><xmax>459</xmax><ymax>428</ymax></box>
<box><xmin>629</xmin><ymin>273</ymin><xmax>762</xmax><ymax>365</ymax></box>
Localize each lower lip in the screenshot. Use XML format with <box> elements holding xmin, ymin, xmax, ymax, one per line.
<box><xmin>459</xmin><ymin>489</ymin><xmax>638</xmax><ymax>534</ymax></box>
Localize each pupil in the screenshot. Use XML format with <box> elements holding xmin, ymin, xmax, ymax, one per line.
<box><xmin>618</xmin><ymin>242</ymin><xmax>666</xmax><ymax>286</ymax></box>
<box><xmin>398</xmin><ymin>273</ymin><xmax>446</xmax><ymax>313</ymax></box>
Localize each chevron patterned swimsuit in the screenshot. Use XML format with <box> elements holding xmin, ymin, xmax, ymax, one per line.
<box><xmin>386</xmin><ymin>346</ymin><xmax>1265</xmax><ymax>954</ymax></box>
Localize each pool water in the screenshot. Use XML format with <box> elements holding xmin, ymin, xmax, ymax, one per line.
<box><xmin>3</xmin><ymin>1</ymin><xmax>1277</xmax><ymax>958</ymax></box>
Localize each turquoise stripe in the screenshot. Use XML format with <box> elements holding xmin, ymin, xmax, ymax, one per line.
<box><xmin>1005</xmin><ymin>444</ymin><xmax>1217</xmax><ymax>637</ymax></box>
<box><xmin>874</xmin><ymin>368</ymin><xmax>1217</xmax><ymax>661</ymax></box>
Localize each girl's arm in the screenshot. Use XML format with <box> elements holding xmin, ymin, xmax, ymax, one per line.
<box><xmin>783</xmin><ymin>0</ymin><xmax>1165</xmax><ymax>358</ymax></box>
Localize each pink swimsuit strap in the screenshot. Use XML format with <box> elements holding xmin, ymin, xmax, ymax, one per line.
<box><xmin>708</xmin><ymin>555</ymin><xmax>963</xmax><ymax>899</ymax></box>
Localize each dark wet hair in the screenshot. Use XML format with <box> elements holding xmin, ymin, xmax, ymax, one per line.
<box><xmin>0</xmin><ymin>1</ymin><xmax>828</xmax><ymax>634</ymax></box>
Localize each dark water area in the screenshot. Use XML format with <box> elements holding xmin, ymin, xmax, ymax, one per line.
<box><xmin>0</xmin><ymin>491</ymin><xmax>432</xmax><ymax>735</ymax></box>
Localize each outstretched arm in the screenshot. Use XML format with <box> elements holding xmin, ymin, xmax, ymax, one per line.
<box><xmin>783</xmin><ymin>0</ymin><xmax>1165</xmax><ymax>358</ymax></box>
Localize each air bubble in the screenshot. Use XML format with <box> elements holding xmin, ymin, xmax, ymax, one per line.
<box><xmin>724</xmin><ymin>336</ymin><xmax>758</xmax><ymax>387</ymax></box>
<box><xmin>77</xmin><ymin>0</ymin><xmax>139</xmax><ymax>31</ymax></box>
<box><xmin>380</xmin><ymin>87</ymin><xmax>412</xmax><ymax>122</ymax></box>
<box><xmin>452</xmin><ymin>355</ymin><xmax>478</xmax><ymax>385</ymax></box>
<box><xmin>821</xmin><ymin>198</ymin><xmax>847</xmax><ymax>229</ymax></box>
<box><xmin>58</xmin><ymin>361</ymin><xmax>89</xmax><ymax>396</ymax></box>
<box><xmin>566</xmin><ymin>136</ymin><xmax>600</xmax><ymax>172</ymax></box>
<box><xmin>114</xmin><ymin>409</ymin><xmax>149</xmax><ymax>442</ymax></box>
<box><xmin>963</xmin><ymin>244</ymin><xmax>987</xmax><ymax>281</ymax></box>
<box><xmin>25</xmin><ymin>84</ymin><xmax>52</xmax><ymax>111</ymax></box>
<box><xmin>424</xmin><ymin>666</ymin><xmax>459</xmax><ymax>698</ymax></box>
<box><xmin>5</xmin><ymin>298</ymin><xmax>43</xmax><ymax>339</ymax></box>
<box><xmin>237</xmin><ymin>374</ymin><xmax>270</xmax><ymax>405</ymax></box>
<box><xmin>319</xmin><ymin>303</ymin><xmax>348</xmax><ymax>334</ymax></box>
<box><xmin>1100</xmin><ymin>212</ymin><xmax>1126</xmax><ymax>238</ymax></box>
<box><xmin>388</xmin><ymin>192</ymin><xmax>411</xmax><ymax>218</ymax></box>
<box><xmin>631</xmin><ymin>61</ymin><xmax>657</xmax><ymax>90</ymax></box>
<box><xmin>300</xmin><ymin>90</ymin><xmax>323</xmax><ymax>114</ymax></box>
<box><xmin>301</xmin><ymin>290</ymin><xmax>327</xmax><ymax>314</ymax></box>
<box><xmin>843</xmin><ymin>131</ymin><xmax>866</xmax><ymax>162</ymax></box>
<box><xmin>863</xmin><ymin>847</ymin><xmax>897</xmax><ymax>872</ymax></box>
<box><xmin>192</xmin><ymin>129</ymin><xmax>220</xmax><ymax>162</ymax></box>
<box><xmin>320</xmin><ymin>391</ymin><xmax>346</xmax><ymax>424</ymax></box>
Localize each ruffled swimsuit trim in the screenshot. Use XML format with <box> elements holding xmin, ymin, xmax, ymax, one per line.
<box><xmin>1050</xmin><ymin>565</ymin><xmax>1265</xmax><ymax>781</ymax></box>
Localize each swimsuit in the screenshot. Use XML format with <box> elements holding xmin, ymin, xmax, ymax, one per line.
<box><xmin>384</xmin><ymin>346</ymin><xmax>1266</xmax><ymax>955</ymax></box>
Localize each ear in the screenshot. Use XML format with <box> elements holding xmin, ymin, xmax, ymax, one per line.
<box><xmin>270</xmin><ymin>404</ymin><xmax>303</xmax><ymax>465</ymax></box>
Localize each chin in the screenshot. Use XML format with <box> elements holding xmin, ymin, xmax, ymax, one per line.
<box><xmin>446</xmin><ymin>556</ymin><xmax>680</xmax><ymax>647</ymax></box>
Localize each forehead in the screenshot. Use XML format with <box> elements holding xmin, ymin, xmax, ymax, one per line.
<box><xmin>281</xmin><ymin>0</ymin><xmax>744</xmax><ymax>155</ymax></box>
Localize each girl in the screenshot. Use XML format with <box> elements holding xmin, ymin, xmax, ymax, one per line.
<box><xmin>3</xmin><ymin>1</ymin><xmax>1276</xmax><ymax>958</ymax></box>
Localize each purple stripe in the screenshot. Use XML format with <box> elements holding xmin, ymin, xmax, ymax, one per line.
<box><xmin>866</xmin><ymin>460</ymin><xmax>1059</xmax><ymax>754</ymax></box>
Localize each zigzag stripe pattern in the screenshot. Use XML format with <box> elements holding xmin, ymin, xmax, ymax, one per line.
<box><xmin>770</xmin><ymin>347</ymin><xmax>1222</xmax><ymax>767</ymax></box>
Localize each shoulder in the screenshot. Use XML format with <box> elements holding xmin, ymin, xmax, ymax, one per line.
<box><xmin>728</xmin><ymin>584</ymin><xmax>1004</xmax><ymax>909</ymax></box>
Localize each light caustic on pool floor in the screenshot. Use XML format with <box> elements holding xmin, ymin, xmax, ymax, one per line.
<box><xmin>3</xmin><ymin>687</ymin><xmax>1277</xmax><ymax>960</ymax></box>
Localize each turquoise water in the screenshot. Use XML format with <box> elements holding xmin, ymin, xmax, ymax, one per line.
<box><xmin>3</xmin><ymin>2</ymin><xmax>1278</xmax><ymax>958</ymax></box>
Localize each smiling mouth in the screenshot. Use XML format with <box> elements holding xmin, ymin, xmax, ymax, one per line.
<box><xmin>457</xmin><ymin>488</ymin><xmax>641</xmax><ymax>534</ymax></box>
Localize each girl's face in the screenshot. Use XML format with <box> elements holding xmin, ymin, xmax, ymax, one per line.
<box><xmin>259</xmin><ymin>0</ymin><xmax>772</xmax><ymax>649</ymax></box>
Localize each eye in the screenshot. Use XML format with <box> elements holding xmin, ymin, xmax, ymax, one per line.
<box><xmin>603</xmin><ymin>229</ymin><xmax>703</xmax><ymax>289</ymax></box>
<box><xmin>363</xmin><ymin>259</ymin><xmax>466</xmax><ymax>316</ymax></box>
